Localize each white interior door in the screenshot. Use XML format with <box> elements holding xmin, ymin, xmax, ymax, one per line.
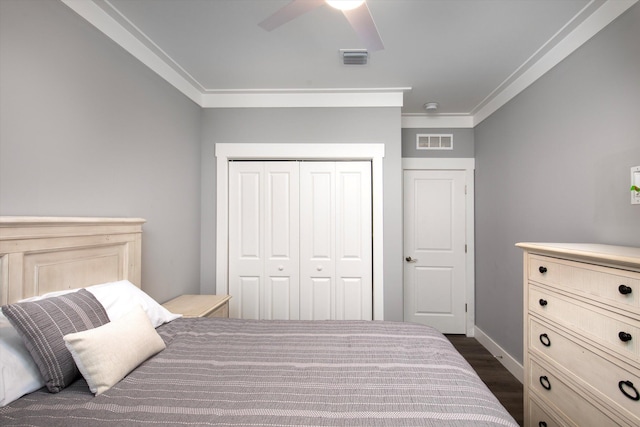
<box><xmin>229</xmin><ymin>162</ymin><xmax>299</xmax><ymax>319</ymax></box>
<box><xmin>403</xmin><ymin>169</ymin><xmax>466</xmax><ymax>333</ymax></box>
<box><xmin>299</xmin><ymin>162</ymin><xmax>372</xmax><ymax>320</ymax></box>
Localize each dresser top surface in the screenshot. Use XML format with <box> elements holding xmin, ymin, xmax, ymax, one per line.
<box><xmin>516</xmin><ymin>242</ymin><xmax>640</xmax><ymax>269</ymax></box>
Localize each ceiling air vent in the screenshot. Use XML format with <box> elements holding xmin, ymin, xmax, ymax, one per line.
<box><xmin>341</xmin><ymin>49</ymin><xmax>368</xmax><ymax>65</ymax></box>
<box><xmin>416</xmin><ymin>134</ymin><xmax>453</xmax><ymax>150</ymax></box>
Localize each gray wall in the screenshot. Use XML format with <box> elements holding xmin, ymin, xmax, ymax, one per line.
<box><xmin>3</xmin><ymin>0</ymin><xmax>637</xmax><ymax>363</ymax></box>
<box><xmin>200</xmin><ymin>108</ymin><xmax>405</xmax><ymax>321</ymax></box>
<box><xmin>0</xmin><ymin>0</ymin><xmax>203</xmax><ymax>303</ymax></box>
<box><xmin>474</xmin><ymin>3</ymin><xmax>640</xmax><ymax>363</ymax></box>
<box><xmin>402</xmin><ymin>128</ymin><xmax>474</xmax><ymax>158</ymax></box>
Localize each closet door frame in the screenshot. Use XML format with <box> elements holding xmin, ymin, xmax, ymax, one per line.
<box><xmin>216</xmin><ymin>143</ymin><xmax>385</xmax><ymax>320</ymax></box>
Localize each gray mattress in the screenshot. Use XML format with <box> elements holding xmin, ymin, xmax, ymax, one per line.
<box><xmin>0</xmin><ymin>318</ymin><xmax>518</xmax><ymax>426</ymax></box>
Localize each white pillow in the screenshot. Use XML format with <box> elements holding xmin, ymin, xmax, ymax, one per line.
<box><xmin>0</xmin><ymin>313</ymin><xmax>45</xmax><ymax>406</ymax></box>
<box><xmin>86</xmin><ymin>280</ymin><xmax>181</xmax><ymax>327</ymax></box>
<box><xmin>21</xmin><ymin>280</ymin><xmax>181</xmax><ymax>328</ymax></box>
<box><xmin>63</xmin><ymin>305</ymin><xmax>166</xmax><ymax>395</ymax></box>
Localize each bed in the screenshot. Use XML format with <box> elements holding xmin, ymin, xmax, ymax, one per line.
<box><xmin>0</xmin><ymin>217</ymin><xmax>518</xmax><ymax>426</ymax></box>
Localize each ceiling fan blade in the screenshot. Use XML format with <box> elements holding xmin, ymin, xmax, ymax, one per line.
<box><xmin>342</xmin><ymin>2</ymin><xmax>384</xmax><ymax>51</ymax></box>
<box><xmin>259</xmin><ymin>0</ymin><xmax>325</xmax><ymax>31</ymax></box>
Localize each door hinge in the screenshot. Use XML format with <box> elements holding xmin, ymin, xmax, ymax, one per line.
<box><xmin>464</xmin><ymin>185</ymin><xmax>467</xmax><ymax>195</ymax></box>
<box><xmin>465</xmin><ymin>303</ymin><xmax>468</xmax><ymax>313</ymax></box>
<box><xmin>465</xmin><ymin>244</ymin><xmax>467</xmax><ymax>253</ymax></box>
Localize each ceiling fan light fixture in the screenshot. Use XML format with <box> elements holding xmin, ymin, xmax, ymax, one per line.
<box><xmin>326</xmin><ymin>0</ymin><xmax>365</xmax><ymax>11</ymax></box>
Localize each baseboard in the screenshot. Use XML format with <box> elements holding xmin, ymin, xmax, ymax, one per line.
<box><xmin>474</xmin><ymin>326</ymin><xmax>524</xmax><ymax>384</ymax></box>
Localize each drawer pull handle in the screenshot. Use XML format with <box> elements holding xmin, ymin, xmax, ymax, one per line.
<box><xmin>539</xmin><ymin>423</ymin><xmax>547</xmax><ymax>427</ymax></box>
<box><xmin>619</xmin><ymin>331</ymin><xmax>633</xmax><ymax>342</ymax></box>
<box><xmin>618</xmin><ymin>380</ymin><xmax>639</xmax><ymax>401</ymax></box>
<box><xmin>539</xmin><ymin>333</ymin><xmax>551</xmax><ymax>347</ymax></box>
<box><xmin>539</xmin><ymin>299</ymin><xmax>548</xmax><ymax>307</ymax></box>
<box><xmin>539</xmin><ymin>375</ymin><xmax>551</xmax><ymax>390</ymax></box>
<box><xmin>538</xmin><ymin>266</ymin><xmax>547</xmax><ymax>274</ymax></box>
<box><xmin>618</xmin><ymin>284</ymin><xmax>633</xmax><ymax>295</ymax></box>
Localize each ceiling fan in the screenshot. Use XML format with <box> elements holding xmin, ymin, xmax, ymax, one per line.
<box><xmin>259</xmin><ymin>0</ymin><xmax>384</xmax><ymax>51</ymax></box>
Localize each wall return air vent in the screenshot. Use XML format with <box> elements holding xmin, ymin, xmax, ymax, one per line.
<box><xmin>416</xmin><ymin>134</ymin><xmax>453</xmax><ymax>150</ymax></box>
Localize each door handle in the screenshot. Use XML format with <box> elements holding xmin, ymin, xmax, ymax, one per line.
<box><xmin>405</xmin><ymin>256</ymin><xmax>417</xmax><ymax>263</ymax></box>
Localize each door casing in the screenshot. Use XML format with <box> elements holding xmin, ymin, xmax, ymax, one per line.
<box><xmin>216</xmin><ymin>143</ymin><xmax>385</xmax><ymax>320</ymax></box>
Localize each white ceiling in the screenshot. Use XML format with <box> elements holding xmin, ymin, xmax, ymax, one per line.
<box><xmin>65</xmin><ymin>0</ymin><xmax>636</xmax><ymax>126</ymax></box>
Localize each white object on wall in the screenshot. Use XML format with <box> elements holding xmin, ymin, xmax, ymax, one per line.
<box><xmin>631</xmin><ymin>166</ymin><xmax>640</xmax><ymax>205</ymax></box>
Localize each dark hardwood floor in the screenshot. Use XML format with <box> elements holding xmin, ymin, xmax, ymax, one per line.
<box><xmin>446</xmin><ymin>335</ymin><xmax>524</xmax><ymax>426</ymax></box>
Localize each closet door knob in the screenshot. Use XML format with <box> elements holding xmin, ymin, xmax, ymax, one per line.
<box><xmin>619</xmin><ymin>285</ymin><xmax>633</xmax><ymax>295</ymax></box>
<box><xmin>539</xmin><ymin>266</ymin><xmax>547</xmax><ymax>274</ymax></box>
<box><xmin>539</xmin><ymin>422</ymin><xmax>548</xmax><ymax>427</ymax></box>
<box><xmin>316</xmin><ymin>265</ymin><xmax>323</xmax><ymax>271</ymax></box>
<box><xmin>619</xmin><ymin>331</ymin><xmax>633</xmax><ymax>342</ymax></box>
<box><xmin>539</xmin><ymin>299</ymin><xmax>548</xmax><ymax>307</ymax></box>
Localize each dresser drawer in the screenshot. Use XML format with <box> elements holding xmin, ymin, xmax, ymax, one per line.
<box><xmin>527</xmin><ymin>396</ymin><xmax>566</xmax><ymax>427</ymax></box>
<box><xmin>528</xmin><ymin>254</ymin><xmax>640</xmax><ymax>312</ymax></box>
<box><xmin>529</xmin><ymin>359</ymin><xmax>623</xmax><ymax>427</ymax></box>
<box><xmin>529</xmin><ymin>286</ymin><xmax>639</xmax><ymax>362</ymax></box>
<box><xmin>530</xmin><ymin>318</ymin><xmax>640</xmax><ymax>421</ymax></box>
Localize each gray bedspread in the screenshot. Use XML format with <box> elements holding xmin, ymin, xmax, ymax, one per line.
<box><xmin>1</xmin><ymin>318</ymin><xmax>518</xmax><ymax>426</ymax></box>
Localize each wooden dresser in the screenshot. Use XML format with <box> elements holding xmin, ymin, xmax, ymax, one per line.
<box><xmin>517</xmin><ymin>243</ymin><xmax>640</xmax><ymax>427</ymax></box>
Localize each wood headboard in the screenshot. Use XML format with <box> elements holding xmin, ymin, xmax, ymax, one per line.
<box><xmin>0</xmin><ymin>217</ymin><xmax>145</xmax><ymax>305</ymax></box>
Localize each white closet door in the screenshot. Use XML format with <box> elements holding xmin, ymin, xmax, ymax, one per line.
<box><xmin>264</xmin><ymin>162</ymin><xmax>300</xmax><ymax>320</ymax></box>
<box><xmin>228</xmin><ymin>162</ymin><xmax>299</xmax><ymax>319</ymax></box>
<box><xmin>300</xmin><ymin>162</ymin><xmax>372</xmax><ymax>320</ymax></box>
<box><xmin>229</xmin><ymin>162</ymin><xmax>263</xmax><ymax>319</ymax></box>
<box><xmin>299</xmin><ymin>163</ymin><xmax>336</xmax><ymax>320</ymax></box>
<box><xmin>335</xmin><ymin>162</ymin><xmax>372</xmax><ymax>320</ymax></box>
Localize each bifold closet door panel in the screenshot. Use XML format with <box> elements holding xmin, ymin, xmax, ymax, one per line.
<box><xmin>300</xmin><ymin>163</ymin><xmax>336</xmax><ymax>320</ymax></box>
<box><xmin>229</xmin><ymin>162</ymin><xmax>262</xmax><ymax>319</ymax></box>
<box><xmin>228</xmin><ymin>162</ymin><xmax>300</xmax><ymax>320</ymax></box>
<box><xmin>264</xmin><ymin>162</ymin><xmax>300</xmax><ymax>320</ymax></box>
<box><xmin>299</xmin><ymin>162</ymin><xmax>372</xmax><ymax>320</ymax></box>
<box><xmin>335</xmin><ymin>162</ymin><xmax>372</xmax><ymax>321</ymax></box>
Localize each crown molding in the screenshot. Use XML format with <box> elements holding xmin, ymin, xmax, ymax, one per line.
<box><xmin>61</xmin><ymin>0</ymin><xmax>407</xmax><ymax>109</ymax></box>
<box><xmin>401</xmin><ymin>115</ymin><xmax>474</xmax><ymax>129</ymax></box>
<box><xmin>201</xmin><ymin>89</ymin><xmax>407</xmax><ymax>108</ymax></box>
<box><xmin>62</xmin><ymin>0</ymin><xmax>637</xmax><ymax>117</ymax></box>
<box><xmin>471</xmin><ymin>0</ymin><xmax>638</xmax><ymax>126</ymax></box>
<box><xmin>61</xmin><ymin>0</ymin><xmax>203</xmax><ymax>105</ymax></box>
<box><xmin>400</xmin><ymin>0</ymin><xmax>637</xmax><ymax>129</ymax></box>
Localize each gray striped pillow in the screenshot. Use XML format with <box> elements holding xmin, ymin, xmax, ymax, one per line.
<box><xmin>2</xmin><ymin>289</ymin><xmax>110</xmax><ymax>393</ymax></box>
